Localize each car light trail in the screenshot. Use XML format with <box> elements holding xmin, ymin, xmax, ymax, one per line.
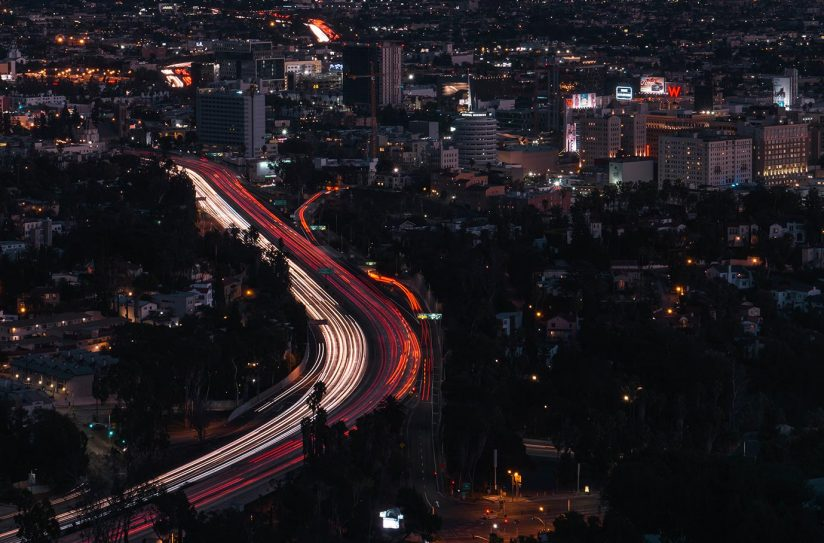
<box><xmin>0</xmin><ymin>157</ymin><xmax>422</xmax><ymax>543</ymax></box>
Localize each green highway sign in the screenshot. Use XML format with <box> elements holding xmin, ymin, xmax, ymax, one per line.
<box><xmin>310</xmin><ymin>224</ymin><xmax>327</xmax><ymax>231</ymax></box>
<box><xmin>417</xmin><ymin>313</ymin><xmax>443</xmax><ymax>321</ymax></box>
<box><xmin>318</xmin><ymin>267</ymin><xmax>334</xmax><ymax>275</ymax></box>
<box><xmin>365</xmin><ymin>261</ymin><xmax>377</xmax><ymax>266</ymax></box>
<box><xmin>272</xmin><ymin>199</ymin><xmax>287</xmax><ymax>206</ymax></box>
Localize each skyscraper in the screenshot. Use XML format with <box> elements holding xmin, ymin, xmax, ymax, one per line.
<box><xmin>196</xmin><ymin>87</ymin><xmax>266</xmax><ymax>158</ymax></box>
<box><xmin>342</xmin><ymin>42</ymin><xmax>403</xmax><ymax>108</ymax></box>
<box><xmin>379</xmin><ymin>41</ymin><xmax>403</xmax><ymax>107</ymax></box>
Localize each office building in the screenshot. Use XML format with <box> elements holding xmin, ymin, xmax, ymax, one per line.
<box><xmin>196</xmin><ymin>88</ymin><xmax>266</xmax><ymax>158</ymax></box>
<box><xmin>739</xmin><ymin>121</ymin><xmax>807</xmax><ymax>186</ymax></box>
<box><xmin>576</xmin><ymin>115</ymin><xmax>621</xmax><ymax>165</ymax></box>
<box><xmin>658</xmin><ymin>132</ymin><xmax>752</xmax><ymax>188</ymax></box>
<box><xmin>620</xmin><ymin>113</ymin><xmax>648</xmax><ymax>157</ymax></box>
<box><xmin>454</xmin><ymin>111</ymin><xmax>498</xmax><ymax>168</ymax></box>
<box><xmin>285</xmin><ymin>59</ymin><xmax>322</xmax><ymax>75</ymax></box>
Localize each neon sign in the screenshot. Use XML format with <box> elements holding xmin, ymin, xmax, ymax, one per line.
<box><xmin>667</xmin><ymin>84</ymin><xmax>682</xmax><ymax>98</ymax></box>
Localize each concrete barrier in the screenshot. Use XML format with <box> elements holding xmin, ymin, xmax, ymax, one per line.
<box><xmin>227</xmin><ymin>330</ymin><xmax>314</xmax><ymax>423</ymax></box>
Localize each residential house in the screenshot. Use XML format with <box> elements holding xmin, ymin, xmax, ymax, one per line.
<box><xmin>771</xmin><ymin>282</ymin><xmax>822</xmax><ymax>311</ymax></box>
<box><xmin>706</xmin><ymin>264</ymin><xmax>754</xmax><ymax>290</ymax></box>
<box><xmin>727</xmin><ymin>223</ymin><xmax>759</xmax><ymax>247</ymax></box>
<box><xmin>0</xmin><ymin>240</ymin><xmax>26</xmax><ymax>260</ymax></box>
<box><xmin>537</xmin><ymin>266</ymin><xmax>569</xmax><ymax>295</ymax></box>
<box><xmin>546</xmin><ymin>314</ymin><xmax>579</xmax><ymax>341</ymax></box>
<box><xmin>152</xmin><ymin>291</ymin><xmax>200</xmax><ymax>318</ymax></box>
<box><xmin>496</xmin><ymin>311</ymin><xmax>523</xmax><ymax>337</ymax></box>
<box><xmin>115</xmin><ymin>296</ymin><xmax>158</xmax><ymax>322</ymax></box>
<box><xmin>768</xmin><ymin>222</ymin><xmax>806</xmax><ymax>245</ymax></box>
<box><xmin>801</xmin><ymin>246</ymin><xmax>824</xmax><ymax>269</ymax></box>
<box><xmin>738</xmin><ymin>302</ymin><xmax>762</xmax><ymax>335</ymax></box>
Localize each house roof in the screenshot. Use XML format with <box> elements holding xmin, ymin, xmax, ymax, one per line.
<box><xmin>11</xmin><ymin>350</ymin><xmax>118</xmax><ymax>380</ymax></box>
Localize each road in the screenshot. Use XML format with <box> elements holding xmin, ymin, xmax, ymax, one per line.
<box><xmin>294</xmin><ymin>190</ymin><xmax>444</xmax><ymax>518</ymax></box>
<box><xmin>439</xmin><ymin>493</ymin><xmax>601</xmax><ymax>541</ymax></box>
<box><xmin>0</xmin><ymin>157</ymin><xmax>422</xmax><ymax>542</ymax></box>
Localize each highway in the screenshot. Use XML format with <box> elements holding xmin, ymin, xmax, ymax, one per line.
<box><xmin>0</xmin><ymin>157</ymin><xmax>421</xmax><ymax>542</ymax></box>
<box><xmin>294</xmin><ymin>190</ymin><xmax>444</xmax><ymax>513</ymax></box>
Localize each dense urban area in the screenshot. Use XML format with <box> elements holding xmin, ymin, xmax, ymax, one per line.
<box><xmin>1</xmin><ymin>0</ymin><xmax>824</xmax><ymax>542</ymax></box>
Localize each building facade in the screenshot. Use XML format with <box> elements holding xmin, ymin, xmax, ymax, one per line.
<box><xmin>740</xmin><ymin>122</ymin><xmax>807</xmax><ymax>186</ymax></box>
<box><xmin>379</xmin><ymin>41</ymin><xmax>403</xmax><ymax>106</ymax></box>
<box><xmin>196</xmin><ymin>88</ymin><xmax>266</xmax><ymax>158</ymax></box>
<box><xmin>659</xmin><ymin>132</ymin><xmax>752</xmax><ymax>187</ymax></box>
<box><xmin>454</xmin><ymin>111</ymin><xmax>498</xmax><ymax>168</ymax></box>
<box><xmin>576</xmin><ymin>115</ymin><xmax>621</xmax><ymax>165</ymax></box>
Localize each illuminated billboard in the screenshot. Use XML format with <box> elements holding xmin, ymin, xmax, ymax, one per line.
<box><xmin>666</xmin><ymin>83</ymin><xmax>683</xmax><ymax>98</ymax></box>
<box><xmin>565</xmin><ymin>123</ymin><xmax>577</xmax><ymax>153</ymax></box>
<box><xmin>640</xmin><ymin>76</ymin><xmax>666</xmax><ymax>95</ymax></box>
<box><xmin>615</xmin><ymin>86</ymin><xmax>633</xmax><ymax>101</ymax></box>
<box><xmin>773</xmin><ymin>77</ymin><xmax>791</xmax><ymax>108</ymax></box>
<box><xmin>571</xmin><ymin>93</ymin><xmax>597</xmax><ymax>109</ymax></box>
<box><xmin>161</xmin><ymin>62</ymin><xmax>193</xmax><ymax>88</ymax></box>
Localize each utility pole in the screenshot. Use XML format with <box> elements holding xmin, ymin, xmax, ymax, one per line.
<box><xmin>576</xmin><ymin>462</ymin><xmax>581</xmax><ymax>494</ymax></box>
<box><xmin>493</xmin><ymin>449</ymin><xmax>497</xmax><ymax>492</ymax></box>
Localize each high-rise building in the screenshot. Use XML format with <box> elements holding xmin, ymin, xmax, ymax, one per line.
<box><xmin>213</xmin><ymin>40</ymin><xmax>284</xmax><ymax>89</ymax></box>
<box><xmin>196</xmin><ymin>88</ymin><xmax>266</xmax><ymax>158</ymax></box>
<box><xmin>693</xmin><ymin>77</ymin><xmax>715</xmax><ymax>112</ymax></box>
<box><xmin>658</xmin><ymin>132</ymin><xmax>752</xmax><ymax>188</ymax></box>
<box><xmin>342</xmin><ymin>45</ymin><xmax>375</xmax><ymax>108</ymax></box>
<box><xmin>379</xmin><ymin>41</ymin><xmax>403</xmax><ymax>106</ymax></box>
<box><xmin>646</xmin><ymin>113</ymin><xmax>735</xmax><ymax>159</ymax></box>
<box><xmin>342</xmin><ymin>42</ymin><xmax>403</xmax><ymax>108</ymax></box>
<box><xmin>576</xmin><ymin>115</ymin><xmax>621</xmax><ymax>165</ymax></box>
<box><xmin>546</xmin><ymin>58</ymin><xmax>561</xmax><ymax>134</ymax></box>
<box><xmin>454</xmin><ymin>111</ymin><xmax>498</xmax><ymax>168</ymax></box>
<box><xmin>739</xmin><ymin>121</ymin><xmax>808</xmax><ymax>186</ymax></box>
<box><xmin>620</xmin><ymin>113</ymin><xmax>647</xmax><ymax>157</ymax></box>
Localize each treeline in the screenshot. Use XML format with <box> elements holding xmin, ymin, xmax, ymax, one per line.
<box><xmin>0</xmin><ymin>402</ymin><xmax>88</xmax><ymax>491</ymax></box>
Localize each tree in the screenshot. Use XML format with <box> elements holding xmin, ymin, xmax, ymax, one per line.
<box><xmin>14</xmin><ymin>492</ymin><xmax>60</xmax><ymax>543</ymax></box>
<box><xmin>396</xmin><ymin>487</ymin><xmax>441</xmax><ymax>541</ymax></box>
<box><xmin>301</xmin><ymin>382</ymin><xmax>328</xmax><ymax>460</ymax></box>
<box><xmin>552</xmin><ymin>511</ymin><xmax>601</xmax><ymax>542</ymax></box>
<box><xmin>29</xmin><ymin>410</ymin><xmax>88</xmax><ymax>491</ymax></box>
<box><xmin>152</xmin><ymin>490</ymin><xmax>196</xmax><ymax>543</ymax></box>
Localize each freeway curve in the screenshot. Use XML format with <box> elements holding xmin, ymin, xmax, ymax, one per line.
<box><xmin>0</xmin><ymin>156</ymin><xmax>421</xmax><ymax>542</ymax></box>
<box><xmin>293</xmin><ymin>190</ymin><xmax>443</xmax><ymax>507</ymax></box>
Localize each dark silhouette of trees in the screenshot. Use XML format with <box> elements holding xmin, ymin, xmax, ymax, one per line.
<box><xmin>0</xmin><ymin>401</ymin><xmax>88</xmax><ymax>492</ymax></box>
<box><xmin>13</xmin><ymin>491</ymin><xmax>59</xmax><ymax>543</ymax></box>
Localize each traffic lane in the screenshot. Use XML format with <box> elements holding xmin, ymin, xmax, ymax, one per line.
<box><xmin>436</xmin><ymin>493</ymin><xmax>602</xmax><ymax>541</ymax></box>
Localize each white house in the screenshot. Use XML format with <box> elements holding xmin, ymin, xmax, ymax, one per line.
<box><xmin>706</xmin><ymin>264</ymin><xmax>754</xmax><ymax>290</ymax></box>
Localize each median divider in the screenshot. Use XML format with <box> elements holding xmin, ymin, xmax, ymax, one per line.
<box><xmin>227</xmin><ymin>328</ymin><xmax>314</xmax><ymax>423</ymax></box>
